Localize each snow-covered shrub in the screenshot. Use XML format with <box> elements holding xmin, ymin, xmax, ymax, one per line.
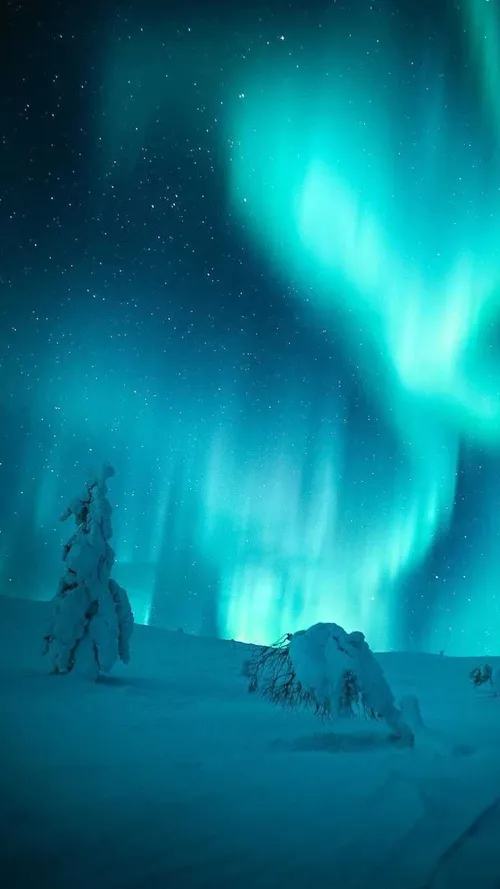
<box><xmin>43</xmin><ymin>463</ymin><xmax>134</xmax><ymax>679</ymax></box>
<box><xmin>246</xmin><ymin>633</ymin><xmax>331</xmax><ymax>713</ymax></box>
<box><xmin>470</xmin><ymin>663</ymin><xmax>493</xmax><ymax>688</ymax></box>
<box><xmin>248</xmin><ymin>622</ymin><xmax>413</xmax><ymax>742</ymax></box>
<box><xmin>493</xmin><ymin>666</ymin><xmax>500</xmax><ymax>697</ymax></box>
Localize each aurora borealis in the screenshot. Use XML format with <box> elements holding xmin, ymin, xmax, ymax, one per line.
<box><xmin>1</xmin><ymin>0</ymin><xmax>499</xmax><ymax>655</ymax></box>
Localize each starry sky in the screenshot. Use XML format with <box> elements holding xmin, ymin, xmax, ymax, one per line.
<box><xmin>1</xmin><ymin>0</ymin><xmax>500</xmax><ymax>654</ymax></box>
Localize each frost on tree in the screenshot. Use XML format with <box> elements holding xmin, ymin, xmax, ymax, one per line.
<box><xmin>43</xmin><ymin>463</ymin><xmax>134</xmax><ymax>679</ymax></box>
<box><xmin>247</xmin><ymin>622</ymin><xmax>413</xmax><ymax>743</ymax></box>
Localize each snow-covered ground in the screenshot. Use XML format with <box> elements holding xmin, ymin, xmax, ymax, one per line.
<box><xmin>1</xmin><ymin>596</ymin><xmax>500</xmax><ymax>889</ymax></box>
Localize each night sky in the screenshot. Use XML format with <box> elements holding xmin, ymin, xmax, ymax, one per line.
<box><xmin>1</xmin><ymin>0</ymin><xmax>500</xmax><ymax>654</ymax></box>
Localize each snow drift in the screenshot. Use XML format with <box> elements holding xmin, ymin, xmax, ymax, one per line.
<box><xmin>1</xmin><ymin>596</ymin><xmax>500</xmax><ymax>889</ymax></box>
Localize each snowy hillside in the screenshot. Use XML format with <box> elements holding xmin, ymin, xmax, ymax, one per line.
<box><xmin>1</xmin><ymin>596</ymin><xmax>500</xmax><ymax>889</ymax></box>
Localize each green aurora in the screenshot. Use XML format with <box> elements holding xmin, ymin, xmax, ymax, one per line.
<box><xmin>225</xmin><ymin>3</ymin><xmax>500</xmax><ymax>649</ymax></box>
<box><xmin>2</xmin><ymin>1</ymin><xmax>500</xmax><ymax>656</ymax></box>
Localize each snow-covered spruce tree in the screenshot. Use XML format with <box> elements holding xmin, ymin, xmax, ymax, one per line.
<box><xmin>247</xmin><ymin>622</ymin><xmax>414</xmax><ymax>744</ymax></box>
<box><xmin>43</xmin><ymin>463</ymin><xmax>134</xmax><ymax>679</ymax></box>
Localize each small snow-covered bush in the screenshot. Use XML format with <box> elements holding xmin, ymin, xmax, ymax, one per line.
<box><xmin>247</xmin><ymin>622</ymin><xmax>413</xmax><ymax>742</ymax></box>
<box><xmin>470</xmin><ymin>663</ymin><xmax>500</xmax><ymax>697</ymax></box>
<box><xmin>42</xmin><ymin>463</ymin><xmax>134</xmax><ymax>679</ymax></box>
<box><xmin>470</xmin><ymin>663</ymin><xmax>493</xmax><ymax>688</ymax></box>
<box><xmin>493</xmin><ymin>666</ymin><xmax>500</xmax><ymax>697</ymax></box>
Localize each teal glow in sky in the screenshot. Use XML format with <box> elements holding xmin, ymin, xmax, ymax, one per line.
<box><xmin>224</xmin><ymin>9</ymin><xmax>500</xmax><ymax>650</ymax></box>
<box><xmin>2</xmin><ymin>0</ymin><xmax>500</xmax><ymax>657</ymax></box>
<box><xmin>461</xmin><ymin>0</ymin><xmax>500</xmax><ymax>141</ymax></box>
